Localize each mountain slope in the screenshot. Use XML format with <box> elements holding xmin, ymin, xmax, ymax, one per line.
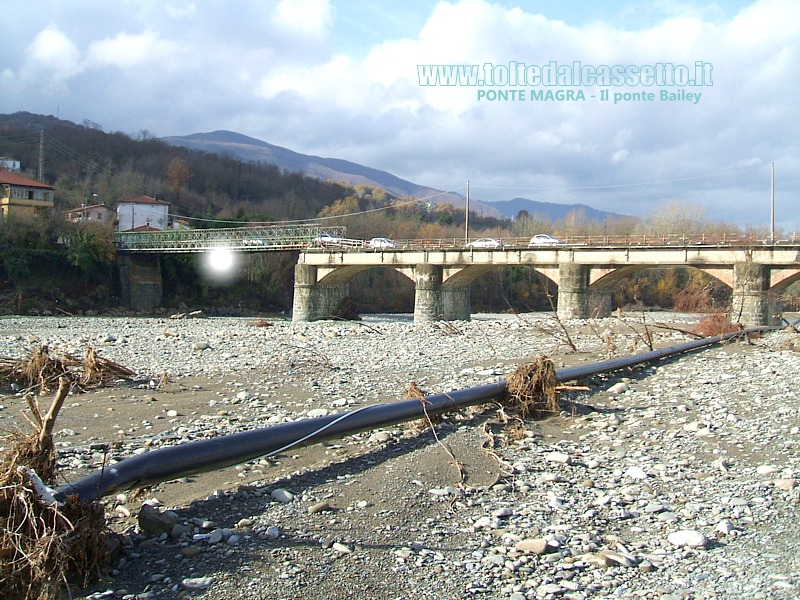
<box><xmin>161</xmin><ymin>130</ymin><xmax>503</xmax><ymax>217</ymax></box>
<box><xmin>162</xmin><ymin>130</ymin><xmax>633</xmax><ymax>225</ymax></box>
<box><xmin>489</xmin><ymin>197</ymin><xmax>631</xmax><ymax>222</ymax></box>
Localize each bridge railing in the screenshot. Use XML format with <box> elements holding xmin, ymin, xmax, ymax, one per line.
<box><xmin>115</xmin><ymin>227</ymin><xmax>799</xmax><ymax>253</ymax></box>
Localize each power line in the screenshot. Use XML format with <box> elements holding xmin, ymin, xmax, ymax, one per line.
<box><xmin>469</xmin><ymin>164</ymin><xmax>762</xmax><ymax>192</ymax></box>
<box><xmin>170</xmin><ymin>187</ymin><xmax>465</xmax><ymax>225</ymax></box>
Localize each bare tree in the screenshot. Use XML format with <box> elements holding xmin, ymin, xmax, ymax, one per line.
<box><xmin>166</xmin><ymin>158</ymin><xmax>192</xmax><ymax>202</ymax></box>
<box><xmin>640</xmin><ymin>200</ymin><xmax>706</xmax><ymax>240</ymax></box>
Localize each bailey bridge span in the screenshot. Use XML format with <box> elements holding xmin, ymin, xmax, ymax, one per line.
<box><xmin>113</xmin><ymin>227</ymin><xmax>800</xmax><ymax>326</ymax></box>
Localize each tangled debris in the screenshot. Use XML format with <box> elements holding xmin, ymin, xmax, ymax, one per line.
<box><xmin>0</xmin><ymin>343</ymin><xmax>136</xmax><ymax>394</ymax></box>
<box><xmin>0</xmin><ymin>376</ymin><xmax>111</xmax><ymax>599</ymax></box>
<box><xmin>403</xmin><ymin>381</ymin><xmax>444</xmax><ymax>433</ymax></box>
<box><xmin>504</xmin><ymin>355</ymin><xmax>559</xmax><ymax>419</ymax></box>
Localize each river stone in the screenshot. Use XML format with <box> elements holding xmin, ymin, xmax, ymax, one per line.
<box><xmin>545</xmin><ymin>451</ymin><xmax>570</xmax><ymax>464</ymax></box>
<box><xmin>138</xmin><ymin>503</ymin><xmax>179</xmax><ymax>535</ymax></box>
<box><xmin>756</xmin><ymin>464</ymin><xmax>779</xmax><ymax>475</ymax></box>
<box><xmin>773</xmin><ymin>479</ymin><xmax>797</xmax><ymax>491</ymax></box>
<box><xmin>607</xmin><ymin>382</ymin><xmax>629</xmax><ymax>394</ymax></box>
<box><xmin>625</xmin><ymin>465</ymin><xmax>648</xmax><ymax>480</ymax></box>
<box><xmin>308</xmin><ymin>501</ymin><xmax>332</xmax><ymax>514</ymax></box>
<box><xmin>598</xmin><ymin>549</ymin><xmax>637</xmax><ymax>567</ymax></box>
<box><xmin>667</xmin><ymin>529</ymin><xmax>708</xmax><ymax>548</ymax></box>
<box><xmin>716</xmin><ymin>519</ymin><xmax>736</xmax><ymax>535</ymax></box>
<box><xmin>181</xmin><ymin>576</ymin><xmax>214</xmax><ymax>590</ymax></box>
<box><xmin>271</xmin><ymin>488</ymin><xmax>294</xmax><ymax>503</ymax></box>
<box><xmin>515</xmin><ymin>538</ymin><xmax>549</xmax><ymax>554</ymax></box>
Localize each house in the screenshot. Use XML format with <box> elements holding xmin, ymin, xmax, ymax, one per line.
<box><xmin>65</xmin><ymin>203</ymin><xmax>116</xmax><ymax>225</ymax></box>
<box><xmin>116</xmin><ymin>195</ymin><xmax>170</xmax><ymax>232</ymax></box>
<box><xmin>0</xmin><ymin>171</ymin><xmax>55</xmax><ymax>219</ymax></box>
<box><xmin>0</xmin><ymin>158</ymin><xmax>21</xmax><ymax>173</ymax></box>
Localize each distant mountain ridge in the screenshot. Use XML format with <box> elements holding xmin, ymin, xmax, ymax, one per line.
<box><xmin>162</xmin><ymin>130</ymin><xmax>630</xmax><ymax>224</ymax></box>
<box><xmin>489</xmin><ymin>197</ymin><xmax>631</xmax><ymax>223</ymax></box>
<box><xmin>162</xmin><ymin>130</ymin><xmax>502</xmax><ymax>217</ymax></box>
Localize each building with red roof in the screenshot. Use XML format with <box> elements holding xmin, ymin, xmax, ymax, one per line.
<box><xmin>0</xmin><ymin>171</ymin><xmax>55</xmax><ymax>219</ymax></box>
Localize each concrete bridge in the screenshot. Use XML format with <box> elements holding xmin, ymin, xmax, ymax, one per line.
<box><xmin>292</xmin><ymin>244</ymin><xmax>800</xmax><ymax>326</ymax></box>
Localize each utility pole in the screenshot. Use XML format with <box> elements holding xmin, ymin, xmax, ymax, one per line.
<box><xmin>770</xmin><ymin>161</ymin><xmax>775</xmax><ymax>243</ymax></box>
<box><xmin>465</xmin><ymin>180</ymin><xmax>470</xmax><ymax>243</ymax></box>
<box><xmin>37</xmin><ymin>131</ymin><xmax>45</xmax><ymax>182</ymax></box>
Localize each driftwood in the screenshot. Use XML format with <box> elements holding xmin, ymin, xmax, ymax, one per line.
<box><xmin>0</xmin><ymin>376</ymin><xmax>111</xmax><ymax>599</ymax></box>
<box><xmin>0</xmin><ymin>343</ymin><xmax>136</xmax><ymax>394</ymax></box>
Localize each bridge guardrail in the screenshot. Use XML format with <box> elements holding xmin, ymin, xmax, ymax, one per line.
<box><xmin>114</xmin><ymin>227</ymin><xmax>800</xmax><ymax>253</ymax></box>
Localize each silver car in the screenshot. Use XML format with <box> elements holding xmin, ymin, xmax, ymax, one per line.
<box><xmin>369</xmin><ymin>237</ymin><xmax>399</xmax><ymax>249</ymax></box>
<box><xmin>467</xmin><ymin>238</ymin><xmax>502</xmax><ymax>248</ymax></box>
<box><xmin>528</xmin><ymin>234</ymin><xmax>563</xmax><ymax>247</ymax></box>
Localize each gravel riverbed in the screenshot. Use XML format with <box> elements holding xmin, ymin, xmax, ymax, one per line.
<box><xmin>0</xmin><ymin>312</ymin><xmax>799</xmax><ymax>600</ymax></box>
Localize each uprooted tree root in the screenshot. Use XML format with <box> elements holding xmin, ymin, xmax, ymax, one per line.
<box><xmin>403</xmin><ymin>381</ymin><xmax>443</xmax><ymax>433</ymax></box>
<box><xmin>503</xmin><ymin>356</ymin><xmax>559</xmax><ymax>419</ymax></box>
<box><xmin>1</xmin><ymin>376</ymin><xmax>111</xmax><ymax>599</ymax></box>
<box><xmin>0</xmin><ymin>343</ymin><xmax>136</xmax><ymax>394</ymax></box>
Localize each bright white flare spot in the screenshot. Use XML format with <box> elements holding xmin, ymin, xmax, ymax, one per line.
<box><xmin>207</xmin><ymin>248</ymin><xmax>234</xmax><ymax>272</ymax></box>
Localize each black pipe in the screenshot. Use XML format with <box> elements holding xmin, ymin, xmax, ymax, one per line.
<box><xmin>57</xmin><ymin>325</ymin><xmax>774</xmax><ymax>503</ymax></box>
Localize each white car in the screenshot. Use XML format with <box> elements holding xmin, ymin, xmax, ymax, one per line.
<box><xmin>311</xmin><ymin>233</ymin><xmax>341</xmax><ymax>247</ymax></box>
<box><xmin>528</xmin><ymin>234</ymin><xmax>563</xmax><ymax>247</ymax></box>
<box><xmin>369</xmin><ymin>237</ymin><xmax>399</xmax><ymax>249</ymax></box>
<box><xmin>467</xmin><ymin>238</ymin><xmax>502</xmax><ymax>249</ymax></box>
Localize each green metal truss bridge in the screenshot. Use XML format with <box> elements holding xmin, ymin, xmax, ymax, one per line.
<box><xmin>113</xmin><ymin>224</ymin><xmax>348</xmax><ymax>253</ymax></box>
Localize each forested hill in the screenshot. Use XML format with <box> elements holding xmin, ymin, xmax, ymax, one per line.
<box><xmin>0</xmin><ymin>112</ymin><xmax>353</xmax><ymax>222</ymax></box>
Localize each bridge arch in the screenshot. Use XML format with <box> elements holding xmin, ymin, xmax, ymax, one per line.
<box><xmin>770</xmin><ymin>269</ymin><xmax>800</xmax><ymax>292</ymax></box>
<box><xmin>589</xmin><ymin>265</ymin><xmax>733</xmax><ymax>290</ymax></box>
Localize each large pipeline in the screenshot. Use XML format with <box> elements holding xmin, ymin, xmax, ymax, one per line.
<box><xmin>57</xmin><ymin>325</ymin><xmax>775</xmax><ymax>503</ymax></box>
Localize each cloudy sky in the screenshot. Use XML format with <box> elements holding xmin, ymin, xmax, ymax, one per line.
<box><xmin>1</xmin><ymin>0</ymin><xmax>797</xmax><ymax>230</ymax></box>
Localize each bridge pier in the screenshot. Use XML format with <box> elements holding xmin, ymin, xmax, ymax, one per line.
<box><xmin>292</xmin><ymin>264</ymin><xmax>350</xmax><ymax>322</ymax></box>
<box><xmin>118</xmin><ymin>254</ymin><xmax>162</xmax><ymax>310</ymax></box>
<box><xmin>731</xmin><ymin>263</ymin><xmax>779</xmax><ymax>326</ymax></box>
<box><xmin>556</xmin><ymin>264</ymin><xmax>612</xmax><ymax>320</ymax></box>
<box><xmin>413</xmin><ymin>264</ymin><xmax>470</xmax><ymax>322</ymax></box>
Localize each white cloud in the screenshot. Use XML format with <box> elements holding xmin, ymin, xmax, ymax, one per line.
<box><xmin>165</xmin><ymin>3</ymin><xmax>197</xmax><ymax>20</ymax></box>
<box><xmin>612</xmin><ymin>149</ymin><xmax>630</xmax><ymax>164</ymax></box>
<box><xmin>274</xmin><ymin>0</ymin><xmax>333</xmax><ymax>38</ymax></box>
<box><xmin>21</xmin><ymin>25</ymin><xmax>82</xmax><ymax>87</ymax></box>
<box><xmin>85</xmin><ymin>30</ymin><xmax>179</xmax><ymax>69</ymax></box>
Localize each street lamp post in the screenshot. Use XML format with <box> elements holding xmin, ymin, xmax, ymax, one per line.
<box><xmin>464</xmin><ymin>180</ymin><xmax>470</xmax><ymax>243</ymax></box>
<box><xmin>770</xmin><ymin>162</ymin><xmax>775</xmax><ymax>244</ymax></box>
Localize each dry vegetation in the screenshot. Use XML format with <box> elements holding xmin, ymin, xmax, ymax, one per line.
<box><xmin>0</xmin><ymin>378</ymin><xmax>111</xmax><ymax>599</ymax></box>
<box><xmin>0</xmin><ymin>343</ymin><xmax>136</xmax><ymax>394</ymax></box>
<box><xmin>0</xmin><ymin>344</ymin><xmax>141</xmax><ymax>598</ymax></box>
<box><xmin>694</xmin><ymin>313</ymin><xmax>742</xmax><ymax>338</ymax></box>
<box><xmin>503</xmin><ymin>356</ymin><xmax>559</xmax><ymax>419</ymax></box>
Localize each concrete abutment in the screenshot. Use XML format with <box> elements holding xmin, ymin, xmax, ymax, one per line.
<box><xmin>118</xmin><ymin>254</ymin><xmax>162</xmax><ymax>311</ymax></box>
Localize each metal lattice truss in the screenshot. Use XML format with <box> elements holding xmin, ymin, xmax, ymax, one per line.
<box><xmin>114</xmin><ymin>224</ymin><xmax>347</xmax><ymax>253</ymax></box>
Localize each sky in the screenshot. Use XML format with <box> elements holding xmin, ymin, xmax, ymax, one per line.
<box><xmin>1</xmin><ymin>0</ymin><xmax>798</xmax><ymax>230</ymax></box>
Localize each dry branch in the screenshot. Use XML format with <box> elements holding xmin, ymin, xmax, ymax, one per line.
<box><xmin>0</xmin><ymin>343</ymin><xmax>136</xmax><ymax>394</ymax></box>
<box><xmin>1</xmin><ymin>379</ymin><xmax>111</xmax><ymax>599</ymax></box>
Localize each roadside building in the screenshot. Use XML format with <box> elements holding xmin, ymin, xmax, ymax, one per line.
<box><xmin>116</xmin><ymin>195</ymin><xmax>170</xmax><ymax>231</ymax></box>
<box><xmin>0</xmin><ymin>171</ymin><xmax>55</xmax><ymax>219</ymax></box>
<box><xmin>0</xmin><ymin>158</ymin><xmax>21</xmax><ymax>173</ymax></box>
<box><xmin>65</xmin><ymin>203</ymin><xmax>116</xmax><ymax>226</ymax></box>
